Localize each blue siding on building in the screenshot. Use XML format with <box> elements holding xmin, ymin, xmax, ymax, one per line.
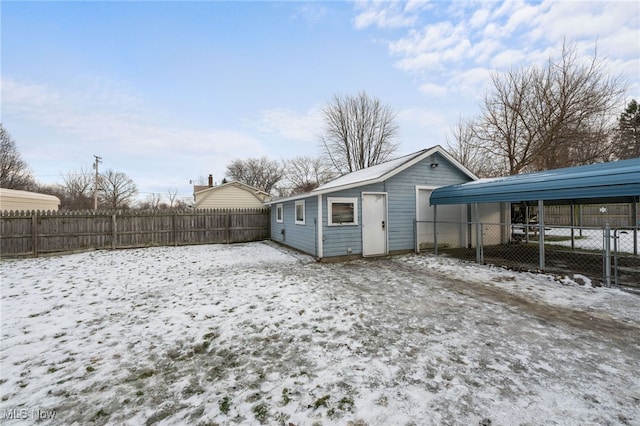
<box><xmin>271</xmin><ymin>196</ymin><xmax>318</xmax><ymax>256</ymax></box>
<box><xmin>385</xmin><ymin>154</ymin><xmax>473</xmax><ymax>252</ymax></box>
<box><xmin>321</xmin><ymin>183</ymin><xmax>384</xmax><ymax>258</ymax></box>
<box><xmin>270</xmin><ymin>148</ymin><xmax>474</xmax><ymax>260</ymax></box>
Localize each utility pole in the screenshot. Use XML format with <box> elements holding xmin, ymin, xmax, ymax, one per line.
<box><xmin>93</xmin><ymin>155</ymin><xmax>102</xmax><ymax>210</ymax></box>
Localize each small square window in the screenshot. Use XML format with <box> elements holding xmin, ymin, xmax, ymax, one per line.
<box><xmin>295</xmin><ymin>200</ymin><xmax>305</xmax><ymax>225</ymax></box>
<box><xmin>328</xmin><ymin>197</ymin><xmax>358</xmax><ymax>226</ymax></box>
<box><xmin>276</xmin><ymin>204</ymin><xmax>283</xmax><ymax>223</ymax></box>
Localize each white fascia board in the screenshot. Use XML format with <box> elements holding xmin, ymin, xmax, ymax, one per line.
<box><xmin>312</xmin><ymin>148</ymin><xmax>437</xmax><ymax>195</ymax></box>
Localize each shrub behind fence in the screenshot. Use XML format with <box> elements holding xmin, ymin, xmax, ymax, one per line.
<box><xmin>0</xmin><ymin>208</ymin><xmax>270</xmax><ymax>257</ymax></box>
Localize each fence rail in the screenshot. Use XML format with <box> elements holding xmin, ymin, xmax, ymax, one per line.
<box><xmin>532</xmin><ymin>203</ymin><xmax>637</xmax><ymax>227</ymax></box>
<box><xmin>0</xmin><ymin>208</ymin><xmax>270</xmax><ymax>257</ymax></box>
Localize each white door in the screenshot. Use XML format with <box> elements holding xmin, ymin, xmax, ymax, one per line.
<box><xmin>362</xmin><ymin>193</ymin><xmax>387</xmax><ymax>256</ymax></box>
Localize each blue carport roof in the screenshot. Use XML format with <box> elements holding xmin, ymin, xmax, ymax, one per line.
<box><xmin>430</xmin><ymin>158</ymin><xmax>640</xmax><ymax>205</ymax></box>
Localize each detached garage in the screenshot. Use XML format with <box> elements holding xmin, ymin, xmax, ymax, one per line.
<box><xmin>266</xmin><ymin>146</ymin><xmax>495</xmax><ymax>261</ymax></box>
<box><xmin>0</xmin><ymin>188</ymin><xmax>60</xmax><ymax>212</ymax></box>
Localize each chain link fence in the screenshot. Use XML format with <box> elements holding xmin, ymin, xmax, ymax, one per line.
<box><xmin>417</xmin><ymin>220</ymin><xmax>640</xmax><ymax>289</ymax></box>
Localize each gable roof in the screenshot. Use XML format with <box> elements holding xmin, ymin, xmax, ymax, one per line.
<box><xmin>430</xmin><ymin>157</ymin><xmax>640</xmax><ymax>206</ymax></box>
<box><xmin>266</xmin><ymin>145</ymin><xmax>477</xmax><ymax>204</ymax></box>
<box><xmin>195</xmin><ymin>181</ymin><xmax>271</xmax><ymax>204</ymax></box>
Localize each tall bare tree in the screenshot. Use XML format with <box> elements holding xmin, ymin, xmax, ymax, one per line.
<box><xmin>0</xmin><ymin>123</ymin><xmax>36</xmax><ymax>190</ymax></box>
<box><xmin>166</xmin><ymin>188</ymin><xmax>178</xmax><ymax>208</ymax></box>
<box><xmin>470</xmin><ymin>41</ymin><xmax>625</xmax><ymax>175</ymax></box>
<box><xmin>99</xmin><ymin>169</ymin><xmax>138</xmax><ymax>209</ymax></box>
<box><xmin>225</xmin><ymin>157</ymin><xmax>284</xmax><ymax>194</ymax></box>
<box><xmin>529</xmin><ymin>42</ymin><xmax>622</xmax><ymax>169</ymax></box>
<box><xmin>320</xmin><ymin>91</ymin><xmax>399</xmax><ymax>174</ymax></box>
<box><xmin>284</xmin><ymin>156</ymin><xmax>335</xmax><ymax>195</ymax></box>
<box><xmin>60</xmin><ymin>168</ymin><xmax>94</xmax><ymax>210</ymax></box>
<box><xmin>446</xmin><ymin>117</ymin><xmax>497</xmax><ymax>178</ymax></box>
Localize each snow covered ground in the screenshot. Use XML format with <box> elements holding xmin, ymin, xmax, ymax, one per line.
<box><xmin>543</xmin><ymin>227</ymin><xmax>639</xmax><ymax>254</ymax></box>
<box><xmin>1</xmin><ymin>241</ymin><xmax>639</xmax><ymax>426</ymax></box>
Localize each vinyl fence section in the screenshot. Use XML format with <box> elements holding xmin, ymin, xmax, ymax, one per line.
<box><xmin>0</xmin><ymin>208</ymin><xmax>270</xmax><ymax>257</ymax></box>
<box><xmin>416</xmin><ymin>220</ymin><xmax>640</xmax><ymax>289</ymax></box>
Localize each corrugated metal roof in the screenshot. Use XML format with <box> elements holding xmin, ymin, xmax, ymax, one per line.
<box><xmin>430</xmin><ymin>158</ymin><xmax>640</xmax><ymax>205</ymax></box>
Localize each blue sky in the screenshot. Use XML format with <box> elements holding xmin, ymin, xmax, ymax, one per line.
<box><xmin>2</xmin><ymin>1</ymin><xmax>639</xmax><ymax>203</ymax></box>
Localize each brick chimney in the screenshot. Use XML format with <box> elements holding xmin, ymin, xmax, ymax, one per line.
<box><xmin>208</xmin><ymin>174</ymin><xmax>213</xmax><ymax>187</ymax></box>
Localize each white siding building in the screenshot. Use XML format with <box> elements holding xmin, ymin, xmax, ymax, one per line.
<box><xmin>0</xmin><ymin>188</ymin><xmax>61</xmax><ymax>212</ymax></box>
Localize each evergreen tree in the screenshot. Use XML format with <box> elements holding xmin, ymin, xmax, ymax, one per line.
<box><xmin>614</xmin><ymin>99</ymin><xmax>640</xmax><ymax>160</ymax></box>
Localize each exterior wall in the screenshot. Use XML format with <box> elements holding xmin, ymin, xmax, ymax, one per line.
<box><xmin>384</xmin><ymin>154</ymin><xmax>473</xmax><ymax>253</ymax></box>
<box><xmin>0</xmin><ymin>188</ymin><xmax>60</xmax><ymax>212</ymax></box>
<box><xmin>195</xmin><ymin>185</ymin><xmax>265</xmax><ymax>209</ymax></box>
<box><xmin>271</xmin><ymin>196</ymin><xmax>318</xmax><ymax>256</ymax></box>
<box><xmin>270</xmin><ymin>152</ymin><xmax>474</xmax><ymax>260</ymax></box>
<box><xmin>321</xmin><ymin>183</ymin><xmax>384</xmax><ymax>258</ymax></box>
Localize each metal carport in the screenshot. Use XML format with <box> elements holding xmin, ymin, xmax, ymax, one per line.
<box><xmin>429</xmin><ymin>158</ymin><xmax>640</xmax><ymax>286</ymax></box>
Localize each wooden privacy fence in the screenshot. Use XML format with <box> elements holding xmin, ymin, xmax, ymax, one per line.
<box><xmin>0</xmin><ymin>208</ymin><xmax>270</xmax><ymax>257</ymax></box>
<box><xmin>534</xmin><ymin>203</ymin><xmax>638</xmax><ymax>227</ymax></box>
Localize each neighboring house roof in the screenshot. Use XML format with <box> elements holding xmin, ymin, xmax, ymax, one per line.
<box><xmin>265</xmin><ymin>145</ymin><xmax>476</xmax><ymax>204</ymax></box>
<box><xmin>430</xmin><ymin>157</ymin><xmax>640</xmax><ymax>206</ymax></box>
<box><xmin>194</xmin><ymin>181</ymin><xmax>271</xmax><ymax>208</ymax></box>
<box><xmin>0</xmin><ymin>188</ymin><xmax>61</xmax><ymax>211</ymax></box>
<box><xmin>193</xmin><ymin>185</ymin><xmax>209</xmax><ymax>194</ymax></box>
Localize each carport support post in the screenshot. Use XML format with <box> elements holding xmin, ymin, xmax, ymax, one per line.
<box><xmin>538</xmin><ymin>200</ymin><xmax>545</xmax><ymax>270</ymax></box>
<box><xmin>570</xmin><ymin>203</ymin><xmax>575</xmax><ymax>250</ymax></box>
<box><xmin>633</xmin><ymin>199</ymin><xmax>638</xmax><ymax>255</ymax></box>
<box><xmin>474</xmin><ymin>203</ymin><xmax>483</xmax><ymax>263</ymax></box>
<box><xmin>604</xmin><ymin>223</ymin><xmax>612</xmax><ymax>287</ymax></box>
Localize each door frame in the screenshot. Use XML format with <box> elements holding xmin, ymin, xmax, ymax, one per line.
<box><xmin>361</xmin><ymin>192</ymin><xmax>388</xmax><ymax>257</ymax></box>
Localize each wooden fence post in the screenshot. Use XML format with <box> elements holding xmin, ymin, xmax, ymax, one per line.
<box><xmin>112</xmin><ymin>214</ymin><xmax>117</xmax><ymax>250</ymax></box>
<box><xmin>32</xmin><ymin>212</ymin><xmax>38</xmax><ymax>258</ymax></box>
<box><xmin>173</xmin><ymin>212</ymin><xmax>177</xmax><ymax>247</ymax></box>
<box><xmin>226</xmin><ymin>212</ymin><xmax>231</xmax><ymax>244</ymax></box>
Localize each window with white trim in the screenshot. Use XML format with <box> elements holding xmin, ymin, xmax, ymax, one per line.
<box><xmin>276</xmin><ymin>204</ymin><xmax>283</xmax><ymax>223</ymax></box>
<box><xmin>295</xmin><ymin>200</ymin><xmax>305</xmax><ymax>225</ymax></box>
<box><xmin>328</xmin><ymin>197</ymin><xmax>358</xmax><ymax>226</ymax></box>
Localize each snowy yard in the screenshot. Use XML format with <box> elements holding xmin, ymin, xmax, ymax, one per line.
<box><xmin>542</xmin><ymin>227</ymin><xmax>639</xmax><ymax>254</ymax></box>
<box><xmin>1</xmin><ymin>241</ymin><xmax>639</xmax><ymax>425</ymax></box>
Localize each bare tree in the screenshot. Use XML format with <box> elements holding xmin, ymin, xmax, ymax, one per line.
<box><xmin>140</xmin><ymin>193</ymin><xmax>162</xmax><ymax>210</ymax></box>
<box><xmin>472</xmin><ymin>41</ymin><xmax>625</xmax><ymax>175</ymax></box>
<box><xmin>446</xmin><ymin>117</ymin><xmax>498</xmax><ymax>178</ymax></box>
<box><xmin>529</xmin><ymin>42</ymin><xmax>622</xmax><ymax>169</ymax></box>
<box><xmin>166</xmin><ymin>188</ymin><xmax>178</xmax><ymax>208</ymax></box>
<box><xmin>283</xmin><ymin>156</ymin><xmax>336</xmax><ymax>195</ymax></box>
<box><xmin>99</xmin><ymin>169</ymin><xmax>138</xmax><ymax>209</ymax></box>
<box><xmin>173</xmin><ymin>198</ymin><xmax>191</xmax><ymax>210</ymax></box>
<box><xmin>0</xmin><ymin>123</ymin><xmax>36</xmax><ymax>190</ymax></box>
<box><xmin>60</xmin><ymin>168</ymin><xmax>94</xmax><ymax>210</ymax></box>
<box><xmin>225</xmin><ymin>157</ymin><xmax>284</xmax><ymax>194</ymax></box>
<box><xmin>320</xmin><ymin>91</ymin><xmax>400</xmax><ymax>174</ymax></box>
